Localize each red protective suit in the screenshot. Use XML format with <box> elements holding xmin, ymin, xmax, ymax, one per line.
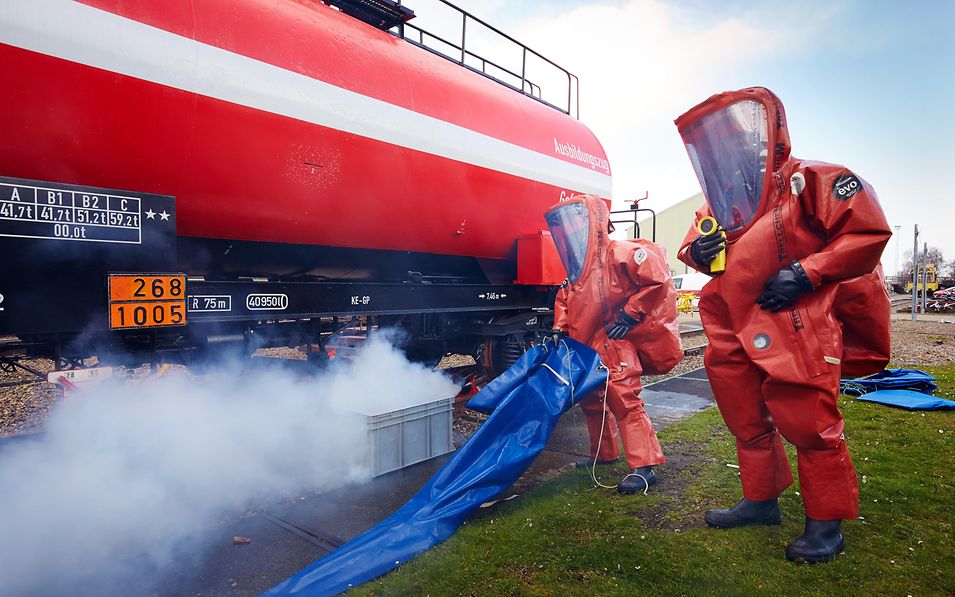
<box><xmin>675</xmin><ymin>88</ymin><xmax>891</xmax><ymax>520</ymax></box>
<box><xmin>547</xmin><ymin>195</ymin><xmax>683</xmax><ymax>469</ymax></box>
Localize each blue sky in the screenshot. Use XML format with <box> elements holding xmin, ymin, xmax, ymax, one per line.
<box><xmin>439</xmin><ymin>0</ymin><xmax>955</xmax><ymax>274</ymax></box>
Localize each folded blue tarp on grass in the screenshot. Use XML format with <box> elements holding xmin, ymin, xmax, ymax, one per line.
<box><xmin>856</xmin><ymin>389</ymin><xmax>955</xmax><ymax>410</ymax></box>
<box><xmin>841</xmin><ymin>368</ymin><xmax>953</xmax><ymax>410</ymax></box>
<box><xmin>264</xmin><ymin>338</ymin><xmax>607</xmax><ymax>596</ymax></box>
<box><xmin>840</xmin><ymin>368</ymin><xmax>938</xmax><ymax>396</ymax></box>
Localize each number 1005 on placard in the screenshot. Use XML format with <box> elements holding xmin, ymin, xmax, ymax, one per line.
<box><xmin>110</xmin><ymin>301</ymin><xmax>185</xmax><ymax>328</ymax></box>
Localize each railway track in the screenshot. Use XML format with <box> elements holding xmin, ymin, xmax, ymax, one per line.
<box><xmin>0</xmin><ymin>324</ymin><xmax>710</xmax><ymax>445</ymax></box>
<box><xmin>892</xmin><ymin>293</ymin><xmax>955</xmax><ymax>314</ymax></box>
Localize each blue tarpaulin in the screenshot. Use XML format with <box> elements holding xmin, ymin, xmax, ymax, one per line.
<box><xmin>856</xmin><ymin>390</ymin><xmax>955</xmax><ymax>410</ymax></box>
<box><xmin>840</xmin><ymin>368</ymin><xmax>938</xmax><ymax>396</ymax></box>
<box><xmin>464</xmin><ymin>343</ymin><xmax>545</xmax><ymax>414</ymax></box>
<box><xmin>841</xmin><ymin>368</ymin><xmax>954</xmax><ymax>410</ymax></box>
<box><xmin>264</xmin><ymin>338</ymin><xmax>607</xmax><ymax>596</ymax></box>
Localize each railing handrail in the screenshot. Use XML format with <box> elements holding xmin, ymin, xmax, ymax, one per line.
<box><xmin>395</xmin><ymin>0</ymin><xmax>579</xmax><ymax>117</ymax></box>
<box><xmin>403</xmin><ymin>23</ymin><xmax>543</xmax><ymax>97</ymax></box>
<box><xmin>610</xmin><ymin>206</ymin><xmax>657</xmax><ymax>242</ymax></box>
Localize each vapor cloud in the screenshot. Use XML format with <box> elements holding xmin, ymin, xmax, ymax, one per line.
<box><xmin>0</xmin><ymin>335</ymin><xmax>458</xmax><ymax>595</ymax></box>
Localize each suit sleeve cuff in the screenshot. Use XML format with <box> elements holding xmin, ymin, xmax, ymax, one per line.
<box><xmin>623</xmin><ymin>305</ymin><xmax>646</xmax><ymax>323</ymax></box>
<box><xmin>793</xmin><ymin>260</ymin><xmax>818</xmax><ymax>290</ymax></box>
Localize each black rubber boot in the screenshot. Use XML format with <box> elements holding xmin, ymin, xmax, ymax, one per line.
<box><xmin>704</xmin><ymin>498</ymin><xmax>782</xmax><ymax>528</ymax></box>
<box><xmin>617</xmin><ymin>466</ymin><xmax>657</xmax><ymax>494</ymax></box>
<box><xmin>785</xmin><ymin>518</ymin><xmax>845</xmax><ymax>564</ymax></box>
<box><xmin>574</xmin><ymin>456</ymin><xmax>620</xmax><ymax>469</ymax></box>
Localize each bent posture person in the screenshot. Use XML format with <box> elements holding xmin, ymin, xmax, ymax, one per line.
<box><xmin>675</xmin><ymin>87</ymin><xmax>891</xmax><ymax>562</ymax></box>
<box><xmin>545</xmin><ymin>195</ymin><xmax>682</xmax><ymax>494</ymax></box>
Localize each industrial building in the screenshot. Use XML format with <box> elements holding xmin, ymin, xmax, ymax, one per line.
<box><xmin>633</xmin><ymin>192</ymin><xmax>706</xmax><ymax>275</ymax></box>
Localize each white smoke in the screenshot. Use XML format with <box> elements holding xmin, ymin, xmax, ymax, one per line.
<box><xmin>0</xmin><ymin>335</ymin><xmax>459</xmax><ymax>595</ymax></box>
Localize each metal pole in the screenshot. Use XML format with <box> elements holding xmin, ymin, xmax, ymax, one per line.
<box><xmin>397</xmin><ymin>0</ymin><xmax>404</xmax><ymax>38</ymax></box>
<box><xmin>521</xmin><ymin>48</ymin><xmax>526</xmax><ymax>93</ymax></box>
<box><xmin>921</xmin><ymin>242</ymin><xmax>928</xmax><ymax>313</ymax></box>
<box><xmin>894</xmin><ymin>225</ymin><xmax>901</xmax><ymax>276</ymax></box>
<box><xmin>567</xmin><ymin>72</ymin><xmax>571</xmax><ymax>116</ymax></box>
<box><xmin>460</xmin><ymin>14</ymin><xmax>466</xmax><ymax>65</ymax></box>
<box><xmin>911</xmin><ymin>224</ymin><xmax>919</xmax><ymax>321</ymax></box>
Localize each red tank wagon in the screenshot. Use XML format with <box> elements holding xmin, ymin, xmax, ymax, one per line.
<box><xmin>0</xmin><ymin>0</ymin><xmax>612</xmax><ymax>375</ymax></box>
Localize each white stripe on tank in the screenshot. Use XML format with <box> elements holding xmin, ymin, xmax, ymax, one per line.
<box><xmin>0</xmin><ymin>0</ymin><xmax>613</xmax><ymax>196</ymax></box>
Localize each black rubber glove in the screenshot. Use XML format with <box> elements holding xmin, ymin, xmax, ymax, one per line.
<box><xmin>547</xmin><ymin>328</ymin><xmax>568</xmax><ymax>345</ymax></box>
<box><xmin>757</xmin><ymin>261</ymin><xmax>814</xmax><ymax>312</ymax></box>
<box><xmin>606</xmin><ymin>311</ymin><xmax>640</xmax><ymax>340</ymax></box>
<box><xmin>689</xmin><ymin>234</ymin><xmax>726</xmax><ymax>267</ymax></box>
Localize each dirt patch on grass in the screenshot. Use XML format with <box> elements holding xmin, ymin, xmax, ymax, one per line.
<box><xmin>631</xmin><ymin>428</ymin><xmax>724</xmax><ymax>531</ymax></box>
<box><xmin>501</xmin><ymin>564</ymin><xmax>535</xmax><ymax>583</ymax></box>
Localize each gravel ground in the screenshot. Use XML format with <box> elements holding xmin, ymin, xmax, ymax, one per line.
<box><xmin>0</xmin><ymin>357</ymin><xmax>59</xmax><ymax>435</ymax></box>
<box><xmin>255</xmin><ymin>346</ymin><xmax>308</xmax><ymax>360</ymax></box>
<box><xmin>889</xmin><ymin>319</ymin><xmax>955</xmax><ymax>367</ymax></box>
<box><xmin>642</xmin><ymin>352</ymin><xmax>705</xmax><ymax>386</ymax></box>
<box><xmin>0</xmin><ymin>358</ymin><xmax>180</xmax><ymax>435</ymax></box>
<box><xmin>438</xmin><ymin>354</ymin><xmax>475</xmax><ymax>368</ymax></box>
<box><xmin>2</xmin><ymin>319</ymin><xmax>951</xmax><ymax>436</ymax></box>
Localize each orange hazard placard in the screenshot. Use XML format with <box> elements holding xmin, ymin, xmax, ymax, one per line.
<box><xmin>108</xmin><ymin>274</ymin><xmax>187</xmax><ymax>330</ymax></box>
<box><xmin>109</xmin><ymin>301</ymin><xmax>186</xmax><ymax>329</ymax></box>
<box><xmin>109</xmin><ymin>274</ymin><xmax>185</xmax><ymax>302</ymax></box>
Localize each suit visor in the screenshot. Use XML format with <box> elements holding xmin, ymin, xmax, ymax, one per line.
<box><xmin>681</xmin><ymin>100</ymin><xmax>769</xmax><ymax>232</ymax></box>
<box><xmin>545</xmin><ymin>202</ymin><xmax>590</xmax><ymax>283</ymax></box>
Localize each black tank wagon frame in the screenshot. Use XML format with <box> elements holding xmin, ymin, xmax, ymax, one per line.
<box><xmin>1</xmin><ymin>176</ymin><xmax>555</xmax><ymax>376</ymax></box>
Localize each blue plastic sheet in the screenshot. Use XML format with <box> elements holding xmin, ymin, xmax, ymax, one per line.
<box><xmin>264</xmin><ymin>338</ymin><xmax>607</xmax><ymax>596</ymax></box>
<box><xmin>856</xmin><ymin>390</ymin><xmax>955</xmax><ymax>410</ymax></box>
<box><xmin>464</xmin><ymin>344</ymin><xmax>543</xmax><ymax>414</ymax></box>
<box><xmin>840</xmin><ymin>368</ymin><xmax>938</xmax><ymax>396</ymax></box>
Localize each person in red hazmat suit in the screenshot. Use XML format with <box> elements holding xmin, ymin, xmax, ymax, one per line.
<box><xmin>675</xmin><ymin>87</ymin><xmax>891</xmax><ymax>563</ymax></box>
<box><xmin>545</xmin><ymin>195</ymin><xmax>683</xmax><ymax>494</ymax></box>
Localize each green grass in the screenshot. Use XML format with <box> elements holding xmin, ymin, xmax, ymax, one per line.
<box><xmin>354</xmin><ymin>366</ymin><xmax>955</xmax><ymax>596</ymax></box>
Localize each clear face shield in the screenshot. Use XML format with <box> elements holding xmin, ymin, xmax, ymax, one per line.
<box><xmin>681</xmin><ymin>100</ymin><xmax>770</xmax><ymax>233</ymax></box>
<box><xmin>545</xmin><ymin>202</ymin><xmax>590</xmax><ymax>284</ymax></box>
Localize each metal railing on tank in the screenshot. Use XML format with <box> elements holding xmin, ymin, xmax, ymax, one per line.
<box><xmin>394</xmin><ymin>0</ymin><xmax>580</xmax><ymax>118</ymax></box>
<box><xmin>610</xmin><ymin>193</ymin><xmax>656</xmax><ymax>242</ymax></box>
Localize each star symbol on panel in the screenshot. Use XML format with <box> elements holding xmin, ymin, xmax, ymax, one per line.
<box><xmin>159</xmin><ymin>210</ymin><xmax>170</xmax><ymax>221</ymax></box>
<box><xmin>145</xmin><ymin>209</ymin><xmax>156</xmax><ymax>219</ymax></box>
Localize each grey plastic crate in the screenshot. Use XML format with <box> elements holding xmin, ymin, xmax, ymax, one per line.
<box><xmin>365</xmin><ymin>397</ymin><xmax>454</xmax><ymax>476</ymax></box>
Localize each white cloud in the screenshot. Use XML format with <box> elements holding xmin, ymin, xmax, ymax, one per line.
<box><xmin>507</xmin><ymin>1</ymin><xmax>784</xmax><ymax>208</ymax></box>
<box><xmin>526</xmin><ymin>3</ymin><xmax>772</xmax><ymax>124</ymax></box>
<box><xmin>445</xmin><ymin>1</ymin><xmax>834</xmax><ymax>211</ymax></box>
<box><xmin>440</xmin><ymin>1</ymin><xmax>954</xmax><ymax>264</ymax></box>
